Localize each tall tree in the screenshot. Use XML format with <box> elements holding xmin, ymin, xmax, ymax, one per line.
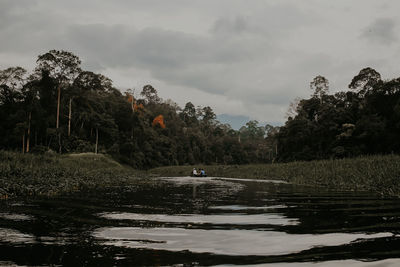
<box><xmin>71</xmin><ymin>71</ymin><xmax>112</xmax><ymax>136</ymax></box>
<box><xmin>141</xmin><ymin>84</ymin><xmax>161</xmax><ymax>104</ymax></box>
<box><xmin>36</xmin><ymin>50</ymin><xmax>82</xmax><ymax>129</ymax></box>
<box><xmin>349</xmin><ymin>67</ymin><xmax>381</xmax><ymax>96</ymax></box>
<box><xmin>36</xmin><ymin>50</ymin><xmax>81</xmax><ymax>153</ymax></box>
<box><xmin>21</xmin><ymin>81</ymin><xmax>40</xmax><ymax>153</ymax></box>
<box><xmin>180</xmin><ymin>102</ymin><xmax>197</xmax><ymax>126</ymax></box>
<box><xmin>310</xmin><ymin>75</ymin><xmax>329</xmax><ymax>102</ymax></box>
<box><xmin>0</xmin><ymin>67</ymin><xmax>27</xmax><ymax>151</ymax></box>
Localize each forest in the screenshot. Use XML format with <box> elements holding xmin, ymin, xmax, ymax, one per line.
<box><xmin>0</xmin><ymin>50</ymin><xmax>277</xmax><ymax>169</ymax></box>
<box><xmin>277</xmin><ymin>69</ymin><xmax>400</xmax><ymax>161</ymax></box>
<box><xmin>1</xmin><ymin>50</ymin><xmax>399</xmax><ymax>169</ymax></box>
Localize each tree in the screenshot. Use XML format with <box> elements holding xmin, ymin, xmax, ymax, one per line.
<box><xmin>36</xmin><ymin>50</ymin><xmax>81</xmax><ymax>153</ymax></box>
<box><xmin>310</xmin><ymin>75</ymin><xmax>329</xmax><ymax>102</ymax></box>
<box><xmin>198</xmin><ymin>106</ymin><xmax>216</xmax><ymax>138</ymax></box>
<box><xmin>36</xmin><ymin>50</ymin><xmax>82</xmax><ymax>129</ymax></box>
<box><xmin>152</xmin><ymin>115</ymin><xmax>166</xmax><ymax>129</ymax></box>
<box><xmin>1</xmin><ymin>50</ymin><xmax>286</xmax><ymax>168</ymax></box>
<box><xmin>74</xmin><ymin>88</ymin><xmax>118</xmax><ymax>154</ymax></box>
<box><xmin>201</xmin><ymin>106</ymin><xmax>216</xmax><ymax>122</ymax></box>
<box><xmin>0</xmin><ymin>67</ymin><xmax>27</xmax><ymax>89</ymax></box>
<box><xmin>242</xmin><ymin>120</ymin><xmax>264</xmax><ymax>139</ymax></box>
<box><xmin>180</xmin><ymin>102</ymin><xmax>197</xmax><ymax>126</ymax></box>
<box><xmin>0</xmin><ymin>67</ymin><xmax>26</xmax><ymax>106</ymax></box>
<box><xmin>0</xmin><ymin>67</ymin><xmax>27</xmax><ymax>151</ymax></box>
<box><xmin>349</xmin><ymin>67</ymin><xmax>381</xmax><ymax>96</ymax></box>
<box><xmin>70</xmin><ymin>71</ymin><xmax>113</xmax><ymax>136</ymax></box>
<box><xmin>265</xmin><ymin>124</ymin><xmax>279</xmax><ymax>138</ymax></box>
<box><xmin>73</xmin><ymin>71</ymin><xmax>112</xmax><ymax>92</ymax></box>
<box><xmin>140</xmin><ymin>84</ymin><xmax>161</xmax><ymax>104</ymax></box>
<box><xmin>285</xmin><ymin>97</ymin><xmax>301</xmax><ymax>120</ymax></box>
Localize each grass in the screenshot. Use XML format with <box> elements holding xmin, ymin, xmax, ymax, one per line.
<box><xmin>0</xmin><ymin>150</ymin><xmax>142</xmax><ymax>199</ymax></box>
<box><xmin>2</xmin><ymin>151</ymin><xmax>400</xmax><ymax>199</ymax></box>
<box><xmin>149</xmin><ymin>155</ymin><xmax>400</xmax><ymax>197</ymax></box>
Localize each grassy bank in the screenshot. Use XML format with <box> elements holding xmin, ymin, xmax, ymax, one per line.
<box><xmin>0</xmin><ymin>151</ymin><xmax>142</xmax><ymax>199</ymax></box>
<box><xmin>2</xmin><ymin>151</ymin><xmax>400</xmax><ymax>199</ymax></box>
<box><xmin>149</xmin><ymin>155</ymin><xmax>400</xmax><ymax>196</ymax></box>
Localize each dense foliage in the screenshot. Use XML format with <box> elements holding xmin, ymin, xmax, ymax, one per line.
<box><xmin>2</xmin><ymin>50</ymin><xmax>398</xmax><ymax>167</ymax></box>
<box><xmin>0</xmin><ymin>50</ymin><xmax>276</xmax><ymax>168</ymax></box>
<box><xmin>277</xmin><ymin>69</ymin><xmax>400</xmax><ymax>161</ymax></box>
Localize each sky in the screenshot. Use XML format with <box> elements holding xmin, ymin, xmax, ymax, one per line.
<box><xmin>1</xmin><ymin>0</ymin><xmax>400</xmax><ymax>125</ymax></box>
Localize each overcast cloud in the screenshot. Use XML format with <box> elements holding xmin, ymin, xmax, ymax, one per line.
<box><xmin>1</xmin><ymin>0</ymin><xmax>400</xmax><ymax>124</ymax></box>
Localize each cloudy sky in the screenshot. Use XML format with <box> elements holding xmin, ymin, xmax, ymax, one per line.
<box><xmin>1</xmin><ymin>0</ymin><xmax>399</xmax><ymax>125</ymax></box>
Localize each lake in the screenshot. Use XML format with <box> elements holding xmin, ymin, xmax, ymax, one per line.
<box><xmin>1</xmin><ymin>176</ymin><xmax>400</xmax><ymax>266</ymax></box>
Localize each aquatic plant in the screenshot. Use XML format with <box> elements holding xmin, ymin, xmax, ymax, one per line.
<box><xmin>149</xmin><ymin>155</ymin><xmax>400</xmax><ymax>197</ymax></box>
<box><xmin>0</xmin><ymin>151</ymin><xmax>141</xmax><ymax>199</ymax></box>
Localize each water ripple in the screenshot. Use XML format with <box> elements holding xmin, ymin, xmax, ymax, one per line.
<box><xmin>98</xmin><ymin>212</ymin><xmax>299</xmax><ymax>226</ymax></box>
<box><xmin>93</xmin><ymin>226</ymin><xmax>393</xmax><ymax>256</ymax></box>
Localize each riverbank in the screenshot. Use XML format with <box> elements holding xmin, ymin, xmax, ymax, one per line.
<box><xmin>2</xmin><ymin>152</ymin><xmax>400</xmax><ymax>199</ymax></box>
<box><xmin>149</xmin><ymin>155</ymin><xmax>400</xmax><ymax>197</ymax></box>
<box><xmin>0</xmin><ymin>151</ymin><xmax>141</xmax><ymax>199</ymax></box>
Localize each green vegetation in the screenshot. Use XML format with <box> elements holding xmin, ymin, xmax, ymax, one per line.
<box><xmin>0</xmin><ymin>151</ymin><xmax>141</xmax><ymax>199</ymax></box>
<box><xmin>2</xmin><ymin>50</ymin><xmax>400</xmax><ymax>170</ymax></box>
<box><xmin>0</xmin><ymin>50</ymin><xmax>277</xmax><ymax>170</ymax></box>
<box><xmin>2</xmin><ymin>50</ymin><xmax>400</xmax><ymax>198</ymax></box>
<box><xmin>150</xmin><ymin>155</ymin><xmax>400</xmax><ymax>196</ymax></box>
<box><xmin>277</xmin><ymin>69</ymin><xmax>400</xmax><ymax>161</ymax></box>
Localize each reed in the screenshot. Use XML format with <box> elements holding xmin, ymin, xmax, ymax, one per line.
<box><xmin>2</xmin><ymin>151</ymin><xmax>400</xmax><ymax>198</ymax></box>
<box><xmin>149</xmin><ymin>155</ymin><xmax>400</xmax><ymax>197</ymax></box>
<box><xmin>0</xmin><ymin>151</ymin><xmax>141</xmax><ymax>199</ymax></box>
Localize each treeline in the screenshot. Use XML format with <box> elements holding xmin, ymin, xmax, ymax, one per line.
<box><xmin>0</xmin><ymin>50</ymin><xmax>277</xmax><ymax>169</ymax></box>
<box><xmin>3</xmin><ymin>50</ymin><xmax>396</xmax><ymax>167</ymax></box>
<box><xmin>277</xmin><ymin>68</ymin><xmax>400</xmax><ymax>161</ymax></box>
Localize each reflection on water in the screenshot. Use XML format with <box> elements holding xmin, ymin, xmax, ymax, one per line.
<box><xmin>0</xmin><ymin>213</ymin><xmax>33</xmax><ymax>221</ymax></box>
<box><xmin>1</xmin><ymin>176</ymin><xmax>400</xmax><ymax>266</ymax></box>
<box><xmin>94</xmin><ymin>226</ymin><xmax>392</xmax><ymax>256</ymax></box>
<box><xmin>98</xmin><ymin>211</ymin><xmax>299</xmax><ymax>226</ymax></box>
<box><xmin>220</xmin><ymin>258</ymin><xmax>400</xmax><ymax>267</ymax></box>
<box><xmin>215</xmin><ymin>177</ymin><xmax>289</xmax><ymax>184</ymax></box>
<box><xmin>0</xmin><ymin>228</ymin><xmax>36</xmax><ymax>244</ymax></box>
<box><xmin>208</xmin><ymin>204</ymin><xmax>288</xmax><ymax>210</ymax></box>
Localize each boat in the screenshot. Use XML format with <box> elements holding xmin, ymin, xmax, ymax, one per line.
<box><xmin>191</xmin><ymin>173</ymin><xmax>207</xmax><ymax>177</ymax></box>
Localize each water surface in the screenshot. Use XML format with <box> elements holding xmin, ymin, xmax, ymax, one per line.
<box><xmin>1</xmin><ymin>176</ymin><xmax>400</xmax><ymax>266</ymax></box>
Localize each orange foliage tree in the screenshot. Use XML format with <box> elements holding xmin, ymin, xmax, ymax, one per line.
<box><xmin>126</xmin><ymin>92</ymin><xmax>144</xmax><ymax>113</ymax></box>
<box><xmin>152</xmin><ymin>115</ymin><xmax>166</xmax><ymax>129</ymax></box>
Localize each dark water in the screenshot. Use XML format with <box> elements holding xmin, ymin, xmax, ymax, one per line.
<box><xmin>1</xmin><ymin>176</ymin><xmax>400</xmax><ymax>266</ymax></box>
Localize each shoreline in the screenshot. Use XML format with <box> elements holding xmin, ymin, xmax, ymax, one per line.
<box><xmin>0</xmin><ymin>151</ymin><xmax>141</xmax><ymax>200</ymax></box>
<box><xmin>1</xmin><ymin>151</ymin><xmax>400</xmax><ymax>199</ymax></box>
<box><xmin>149</xmin><ymin>155</ymin><xmax>400</xmax><ymax>197</ymax></box>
